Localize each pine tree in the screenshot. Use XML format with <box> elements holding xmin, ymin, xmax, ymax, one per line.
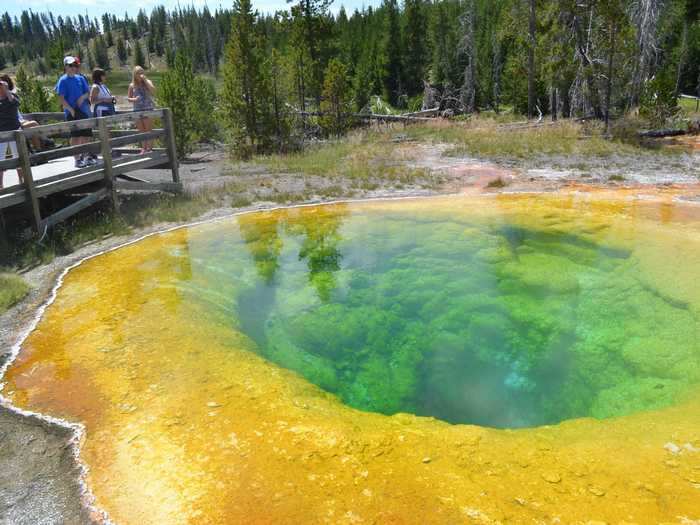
<box><xmin>116</xmin><ymin>37</ymin><xmax>127</xmax><ymax>65</ymax></box>
<box><xmin>266</xmin><ymin>48</ymin><xmax>294</xmax><ymax>150</ymax></box>
<box><xmin>320</xmin><ymin>59</ymin><xmax>352</xmax><ymax>137</ymax></box>
<box><xmin>16</xmin><ymin>65</ymin><xmax>54</xmax><ymax>113</ymax></box>
<box><xmin>94</xmin><ymin>35</ymin><xmax>110</xmax><ymax>69</ymax></box>
<box><xmin>221</xmin><ymin>0</ymin><xmax>272</xmax><ymax>156</ymax></box>
<box><xmin>382</xmin><ymin>0</ymin><xmax>403</xmax><ymax>106</ymax></box>
<box><xmin>403</xmin><ymin>0</ymin><xmax>428</xmax><ymax>97</ymax></box>
<box><xmin>133</xmin><ymin>40</ymin><xmax>146</xmax><ymax>68</ymax></box>
<box><xmin>158</xmin><ymin>51</ymin><xmax>217</xmax><ymax>158</ymax></box>
<box><xmin>288</xmin><ymin>0</ymin><xmax>333</xmax><ymax>106</ymax></box>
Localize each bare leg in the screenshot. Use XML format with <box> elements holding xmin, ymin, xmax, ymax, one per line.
<box><xmin>136</xmin><ymin>119</ymin><xmax>147</xmax><ymax>153</ymax></box>
<box><xmin>143</xmin><ymin>117</ymin><xmax>153</xmax><ymax>152</ymax></box>
<box><xmin>71</xmin><ymin>137</ymin><xmax>81</xmax><ymax>163</ymax></box>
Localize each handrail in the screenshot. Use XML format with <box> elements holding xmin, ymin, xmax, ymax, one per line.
<box><xmin>0</xmin><ymin>157</ymin><xmax>20</xmax><ymax>170</ymax></box>
<box><xmin>0</xmin><ymin>108</ymin><xmax>179</xmax><ymax>232</ymax></box>
<box><xmin>0</xmin><ymin>110</ymin><xmax>164</xmax><ymax>143</ymax></box>
<box><xmin>20</xmin><ymin>109</ymin><xmax>165</xmax><ymax>139</ymax></box>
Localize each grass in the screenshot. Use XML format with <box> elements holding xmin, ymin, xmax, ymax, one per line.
<box><xmin>256</xmin><ymin>129</ymin><xmax>433</xmax><ymax>187</ymax></box>
<box><xmin>1</xmin><ymin>192</ymin><xmax>218</xmax><ymax>269</ymax></box>
<box><xmin>0</xmin><ymin>273</ymin><xmax>30</xmax><ymax>313</ymax></box>
<box><xmin>679</xmin><ymin>97</ymin><xmax>700</xmax><ymax>118</ymax></box>
<box><xmin>403</xmin><ymin>119</ymin><xmax>663</xmax><ymax>160</ymax></box>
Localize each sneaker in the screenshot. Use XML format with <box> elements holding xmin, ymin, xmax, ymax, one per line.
<box><xmin>86</xmin><ymin>156</ymin><xmax>97</xmax><ymax>166</ymax></box>
<box><xmin>75</xmin><ymin>157</ymin><xmax>86</xmax><ymax>168</ymax></box>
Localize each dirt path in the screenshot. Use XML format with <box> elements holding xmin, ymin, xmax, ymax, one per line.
<box><xmin>0</xmin><ymin>141</ymin><xmax>698</xmax><ymax>524</ymax></box>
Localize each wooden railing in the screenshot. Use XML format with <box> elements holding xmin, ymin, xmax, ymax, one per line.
<box><xmin>0</xmin><ymin>108</ymin><xmax>180</xmax><ymax>233</ymax></box>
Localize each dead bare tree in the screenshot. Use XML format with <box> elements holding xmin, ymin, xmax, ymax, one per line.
<box><xmin>604</xmin><ymin>21</ymin><xmax>618</xmax><ymax>134</ymax></box>
<box><xmin>628</xmin><ymin>0</ymin><xmax>664</xmax><ymax>107</ymax></box>
<box><xmin>527</xmin><ymin>0</ymin><xmax>537</xmax><ymax>119</ymax></box>
<box><xmin>459</xmin><ymin>0</ymin><xmax>476</xmax><ymax>113</ymax></box>
<box><xmin>421</xmin><ymin>81</ymin><xmax>440</xmax><ymax>111</ymax></box>
<box><xmin>570</xmin><ymin>2</ymin><xmax>603</xmax><ymax>118</ymax></box>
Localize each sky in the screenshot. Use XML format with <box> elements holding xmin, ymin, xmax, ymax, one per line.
<box><xmin>3</xmin><ymin>0</ymin><xmax>381</xmax><ymax>20</ymax></box>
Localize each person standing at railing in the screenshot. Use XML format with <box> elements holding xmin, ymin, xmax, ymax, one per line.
<box><xmin>0</xmin><ymin>74</ymin><xmax>41</xmax><ymax>153</ymax></box>
<box><xmin>90</xmin><ymin>69</ymin><xmax>116</xmax><ymax>118</ymax></box>
<box><xmin>0</xmin><ymin>78</ymin><xmax>24</xmax><ymax>190</ymax></box>
<box><xmin>56</xmin><ymin>56</ymin><xmax>94</xmax><ymax>169</ymax></box>
<box><xmin>127</xmin><ymin>66</ymin><xmax>156</xmax><ymax>155</ymax></box>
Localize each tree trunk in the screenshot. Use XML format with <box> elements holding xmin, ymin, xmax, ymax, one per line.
<box><xmin>492</xmin><ymin>33</ymin><xmax>502</xmax><ymax>113</ymax></box>
<box><xmin>674</xmin><ymin>20</ymin><xmax>688</xmax><ymax>99</ymax></box>
<box><xmin>527</xmin><ymin>0</ymin><xmax>536</xmax><ymax>119</ymax></box>
<box><xmin>604</xmin><ymin>22</ymin><xmax>617</xmax><ymax>134</ymax></box>
<box><xmin>460</xmin><ymin>0</ymin><xmax>476</xmax><ymax>113</ymax></box>
<box><xmin>551</xmin><ymin>86</ymin><xmax>558</xmax><ymax>122</ymax></box>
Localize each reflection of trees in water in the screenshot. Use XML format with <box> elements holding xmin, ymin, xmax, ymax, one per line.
<box><xmin>285</xmin><ymin>205</ymin><xmax>349</xmax><ymax>302</ymax></box>
<box><xmin>238</xmin><ymin>212</ymin><xmax>284</xmax><ymax>284</ymax></box>
<box><xmin>238</xmin><ymin>205</ymin><xmax>349</xmax><ymax>300</ymax></box>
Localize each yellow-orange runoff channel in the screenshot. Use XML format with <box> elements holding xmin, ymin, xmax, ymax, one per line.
<box><xmin>3</xmin><ymin>193</ymin><xmax>700</xmax><ymax>524</ymax></box>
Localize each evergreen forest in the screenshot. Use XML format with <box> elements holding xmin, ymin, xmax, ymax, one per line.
<box><xmin>1</xmin><ymin>0</ymin><xmax>699</xmax><ymax>152</ymax></box>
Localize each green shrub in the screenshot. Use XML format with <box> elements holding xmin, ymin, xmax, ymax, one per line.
<box><xmin>16</xmin><ymin>66</ymin><xmax>58</xmax><ymax>113</ymax></box>
<box><xmin>319</xmin><ymin>59</ymin><xmax>353</xmax><ymax>138</ymax></box>
<box><xmin>639</xmin><ymin>70</ymin><xmax>680</xmax><ymax>127</ymax></box>
<box><xmin>157</xmin><ymin>52</ymin><xmax>218</xmax><ymax>159</ymax></box>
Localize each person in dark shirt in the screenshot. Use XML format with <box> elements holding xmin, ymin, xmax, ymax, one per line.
<box><xmin>0</xmin><ymin>78</ymin><xmax>24</xmax><ymax>189</ymax></box>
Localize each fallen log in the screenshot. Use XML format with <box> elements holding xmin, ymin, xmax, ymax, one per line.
<box><xmin>296</xmin><ymin>111</ymin><xmax>434</xmax><ymax>122</ymax></box>
<box><xmin>638</xmin><ymin>128</ymin><xmax>687</xmax><ymax>138</ymax></box>
<box><xmin>401</xmin><ymin>107</ymin><xmax>440</xmax><ymax>118</ymax></box>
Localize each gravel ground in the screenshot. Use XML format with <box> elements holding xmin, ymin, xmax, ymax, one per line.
<box><xmin>1</xmin><ymin>139</ymin><xmax>698</xmax><ymax>524</ymax></box>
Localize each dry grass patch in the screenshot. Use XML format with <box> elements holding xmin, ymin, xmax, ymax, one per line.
<box><xmin>404</xmin><ymin>119</ymin><xmax>664</xmax><ymax>159</ymax></box>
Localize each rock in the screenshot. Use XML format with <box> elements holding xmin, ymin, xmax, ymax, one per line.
<box><xmin>542</xmin><ymin>472</ymin><xmax>562</xmax><ymax>484</ymax></box>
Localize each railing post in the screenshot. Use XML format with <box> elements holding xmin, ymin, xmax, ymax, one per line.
<box><xmin>97</xmin><ymin>117</ymin><xmax>119</xmax><ymax>212</ymax></box>
<box><xmin>162</xmin><ymin>108</ymin><xmax>180</xmax><ymax>184</ymax></box>
<box><xmin>15</xmin><ymin>130</ymin><xmax>42</xmax><ymax>233</ymax></box>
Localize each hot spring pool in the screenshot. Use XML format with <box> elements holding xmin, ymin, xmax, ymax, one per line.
<box><xmin>3</xmin><ymin>194</ymin><xmax>700</xmax><ymax>523</ymax></box>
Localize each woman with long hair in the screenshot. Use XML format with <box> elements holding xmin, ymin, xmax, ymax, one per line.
<box><xmin>127</xmin><ymin>66</ymin><xmax>156</xmax><ymax>154</ymax></box>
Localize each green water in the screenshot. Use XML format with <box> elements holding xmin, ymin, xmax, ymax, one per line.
<box><xmin>173</xmin><ymin>201</ymin><xmax>699</xmax><ymax>428</ymax></box>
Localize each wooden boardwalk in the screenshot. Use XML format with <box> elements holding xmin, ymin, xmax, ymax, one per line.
<box><xmin>0</xmin><ymin>109</ymin><xmax>181</xmax><ymax>233</ymax></box>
